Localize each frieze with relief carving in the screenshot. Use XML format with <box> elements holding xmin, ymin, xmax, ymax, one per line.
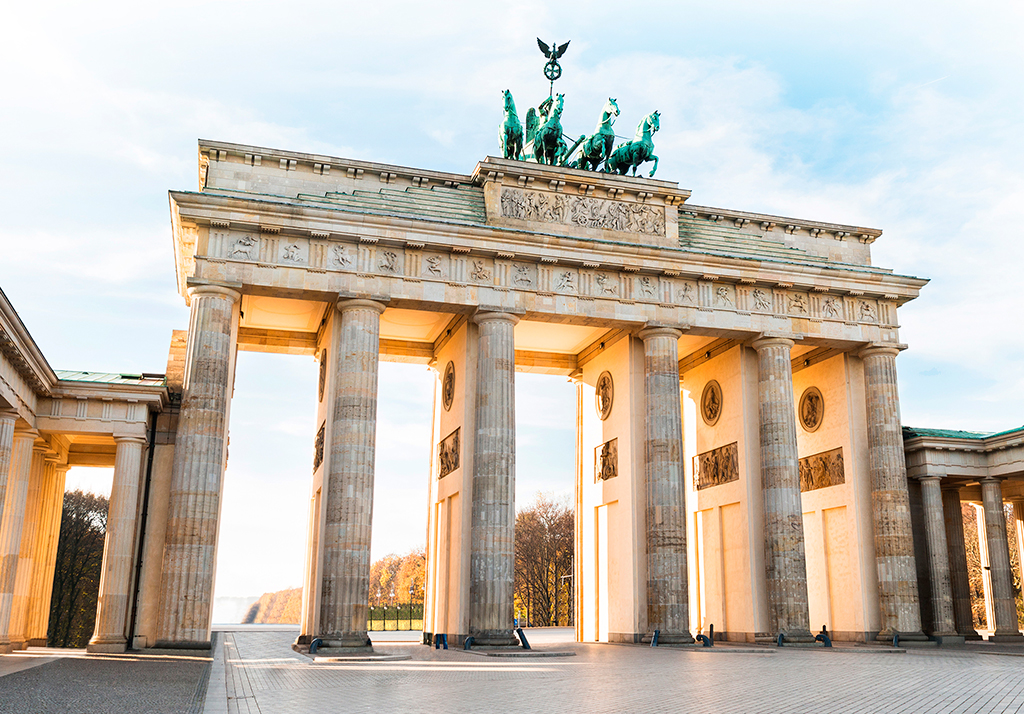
<box><xmin>595</xmin><ymin>438</ymin><xmax>618</xmax><ymax>482</ymax></box>
<box><xmin>694</xmin><ymin>442</ymin><xmax>739</xmax><ymax>490</ymax></box>
<box><xmin>438</xmin><ymin>428</ymin><xmax>460</xmax><ymax>478</ymax></box>
<box><xmin>799</xmin><ymin>447</ymin><xmax>845</xmax><ymax>492</ymax></box>
<box><xmin>500</xmin><ymin>187</ymin><xmax>665</xmax><ymax>236</ymax></box>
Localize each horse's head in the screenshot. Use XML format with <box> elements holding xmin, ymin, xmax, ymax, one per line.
<box><xmin>606</xmin><ymin>97</ymin><xmax>620</xmax><ymax>117</ymax></box>
<box><xmin>502</xmin><ymin>90</ymin><xmax>515</xmax><ymax>111</ymax></box>
<box><xmin>649</xmin><ymin>111</ymin><xmax>660</xmax><ymax>134</ymax></box>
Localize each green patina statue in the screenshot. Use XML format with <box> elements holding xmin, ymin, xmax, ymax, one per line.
<box><xmin>572</xmin><ymin>97</ymin><xmax>619</xmax><ymax>171</ymax></box>
<box><xmin>607</xmin><ymin>110</ymin><xmax>660</xmax><ymax>177</ymax></box>
<box><xmin>533</xmin><ymin>93</ymin><xmax>565</xmax><ymax>166</ymax></box>
<box><xmin>500</xmin><ymin>90</ymin><xmax>524</xmax><ymax>160</ymax></box>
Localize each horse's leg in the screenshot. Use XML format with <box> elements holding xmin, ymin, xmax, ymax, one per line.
<box><xmin>648</xmin><ymin>155</ymin><xmax>659</xmax><ymax>177</ymax></box>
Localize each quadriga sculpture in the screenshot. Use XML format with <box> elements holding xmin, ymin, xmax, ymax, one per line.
<box><xmin>573</xmin><ymin>97</ymin><xmax>619</xmax><ymax>171</ymax></box>
<box><xmin>532</xmin><ymin>93</ymin><xmax>565</xmax><ymax>166</ymax></box>
<box><xmin>499</xmin><ymin>90</ymin><xmax>523</xmax><ymax>161</ymax></box>
<box><xmin>607</xmin><ymin>110</ymin><xmax>660</xmax><ymax>177</ymax></box>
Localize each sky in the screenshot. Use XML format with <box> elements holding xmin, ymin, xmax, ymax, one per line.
<box><xmin>2</xmin><ymin>1</ymin><xmax>1022</xmax><ymax>601</ymax></box>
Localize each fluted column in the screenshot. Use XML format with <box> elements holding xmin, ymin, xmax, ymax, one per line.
<box><xmin>859</xmin><ymin>345</ymin><xmax>925</xmax><ymax>641</ymax></box>
<box><xmin>317</xmin><ymin>298</ymin><xmax>386</xmax><ymax>650</ymax></box>
<box><xmin>90</xmin><ymin>436</ymin><xmax>147</xmax><ymax>652</ymax></box>
<box><xmin>916</xmin><ymin>475</ymin><xmax>958</xmax><ymax>639</ymax></box>
<box><xmin>639</xmin><ymin>326</ymin><xmax>693</xmax><ymax>644</ymax></box>
<box><xmin>0</xmin><ymin>424</ymin><xmax>33</xmax><ymax>653</ymax></box>
<box><xmin>28</xmin><ymin>463</ymin><xmax>68</xmax><ymax>646</ymax></box>
<box><xmin>25</xmin><ymin>455</ymin><xmax>60</xmax><ymax>646</ymax></box>
<box><xmin>0</xmin><ymin>412</ymin><xmax>15</xmax><ymax>527</ymax></box>
<box><xmin>8</xmin><ymin>444</ymin><xmax>47</xmax><ymax>649</ymax></box>
<box><xmin>751</xmin><ymin>336</ymin><xmax>812</xmax><ymax>642</ymax></box>
<box><xmin>469</xmin><ymin>310</ymin><xmax>519</xmax><ymax>647</ymax></box>
<box><xmin>156</xmin><ymin>284</ymin><xmax>239</xmax><ymax>648</ymax></box>
<box><xmin>979</xmin><ymin>477</ymin><xmax>1022</xmax><ymax>641</ymax></box>
<box><xmin>943</xmin><ymin>486</ymin><xmax>979</xmax><ymax>638</ymax></box>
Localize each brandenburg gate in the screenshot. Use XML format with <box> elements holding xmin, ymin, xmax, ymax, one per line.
<box><xmin>3</xmin><ymin>132</ymin><xmax>1023</xmax><ymax>655</ymax></box>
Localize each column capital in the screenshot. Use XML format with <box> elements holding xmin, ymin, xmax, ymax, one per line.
<box><xmin>638</xmin><ymin>325</ymin><xmax>683</xmax><ymax>342</ymax></box>
<box><xmin>472</xmin><ymin>310</ymin><xmax>520</xmax><ymax>326</ymax></box>
<box><xmin>914</xmin><ymin>473</ymin><xmax>944</xmax><ymax>483</ymax></box>
<box><xmin>979</xmin><ymin>475</ymin><xmax>1005</xmax><ymax>484</ymax></box>
<box><xmin>186</xmin><ymin>280</ymin><xmax>241</xmax><ymax>301</ymax></box>
<box><xmin>858</xmin><ymin>342</ymin><xmax>907</xmax><ymax>360</ymax></box>
<box><xmin>13</xmin><ymin>427</ymin><xmax>40</xmax><ymax>441</ymax></box>
<box><xmin>0</xmin><ymin>409</ymin><xmax>18</xmax><ymax>422</ymax></box>
<box><xmin>336</xmin><ymin>298</ymin><xmax>388</xmax><ymax>315</ymax></box>
<box><xmin>113</xmin><ymin>435</ymin><xmax>149</xmax><ymax>446</ymax></box>
<box><xmin>750</xmin><ymin>334</ymin><xmax>796</xmax><ymax>352</ymax></box>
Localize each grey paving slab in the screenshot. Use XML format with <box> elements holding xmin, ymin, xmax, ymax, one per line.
<box><xmin>200</xmin><ymin>627</ymin><xmax>1024</xmax><ymax>714</ymax></box>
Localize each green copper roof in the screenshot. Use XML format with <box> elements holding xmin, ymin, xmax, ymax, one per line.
<box><xmin>901</xmin><ymin>425</ymin><xmax>1024</xmax><ymax>441</ymax></box>
<box><xmin>678</xmin><ymin>214</ymin><xmax>827</xmax><ymax>264</ymax></box>
<box><xmin>55</xmin><ymin>370</ymin><xmax>166</xmax><ymax>387</ymax></box>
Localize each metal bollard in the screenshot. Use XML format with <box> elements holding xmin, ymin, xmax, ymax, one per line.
<box><xmin>776</xmin><ymin>633</ymin><xmax>785</xmax><ymax>647</ymax></box>
<box><xmin>709</xmin><ymin>624</ymin><xmax>714</xmax><ymax>644</ymax></box>
<box><xmin>814</xmin><ymin>633</ymin><xmax>832</xmax><ymax>647</ymax></box>
<box><xmin>893</xmin><ymin>632</ymin><xmax>900</xmax><ymax>648</ymax></box>
<box><xmin>309</xmin><ymin>638</ymin><xmax>323</xmax><ymax>655</ymax></box>
<box><xmin>516</xmin><ymin>627</ymin><xmax>531</xmax><ymax>650</ymax></box>
<box><xmin>651</xmin><ymin>630</ymin><xmax>660</xmax><ymax>647</ymax></box>
<box><xmin>696</xmin><ymin>634</ymin><xmax>712</xmax><ymax>647</ymax></box>
<box><xmin>464</xmin><ymin>636</ymin><xmax>475</xmax><ymax>650</ymax></box>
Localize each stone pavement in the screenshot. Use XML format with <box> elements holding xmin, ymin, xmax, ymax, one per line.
<box><xmin>0</xmin><ymin>646</ymin><xmax>208</xmax><ymax>713</ymax></box>
<box><xmin>201</xmin><ymin>627</ymin><xmax>1024</xmax><ymax>714</ymax></box>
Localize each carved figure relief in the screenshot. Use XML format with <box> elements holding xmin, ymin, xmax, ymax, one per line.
<box><xmin>799</xmin><ymin>447</ymin><xmax>845</xmax><ymax>492</ymax></box>
<box><xmin>230</xmin><ymin>234</ymin><xmax>258</xmax><ymax>260</ymax></box>
<box><xmin>282</xmin><ymin>243</ymin><xmax>303</xmax><ymax>262</ymax></box>
<box><xmin>442</xmin><ymin>361</ymin><xmax>455</xmax><ymax>412</ymax></box>
<box><xmin>471</xmin><ymin>260</ymin><xmax>492</xmax><ymax>281</ymax></box>
<box><xmin>426</xmin><ymin>256</ymin><xmax>443</xmax><ymax>277</ymax></box>
<box><xmin>678</xmin><ymin>284</ymin><xmax>695</xmax><ymax>303</ymax></box>
<box><xmin>596</xmin><ymin>273</ymin><xmax>617</xmax><ymax>294</ymax></box>
<box><xmin>859</xmin><ymin>301</ymin><xmax>876</xmax><ymax>322</ymax></box>
<box><xmin>318</xmin><ymin>349</ymin><xmax>327</xmax><ymax>403</ymax></box>
<box><xmin>513</xmin><ymin>264</ymin><xmax>533</xmax><ymax>286</ymax></box>
<box><xmin>694</xmin><ymin>442</ymin><xmax>739</xmax><ymax>490</ymax></box>
<box><xmin>595</xmin><ymin>371</ymin><xmax>614</xmax><ymax>420</ymax></box>
<box><xmin>701</xmin><ymin>380</ymin><xmax>723</xmax><ymax>426</ymax></box>
<box><xmin>378</xmin><ymin>250</ymin><xmax>398</xmax><ymax>273</ymax></box>
<box><xmin>595</xmin><ymin>438</ymin><xmax>618</xmax><ymax>482</ymax></box>
<box><xmin>639</xmin><ymin>276</ymin><xmax>656</xmax><ymax>297</ymax></box>
<box><xmin>752</xmin><ymin>288</ymin><xmax>771</xmax><ymax>311</ymax></box>
<box><xmin>313</xmin><ymin>422</ymin><xmax>325</xmax><ymax>471</ymax></box>
<box><xmin>500</xmin><ymin>187</ymin><xmax>665</xmax><ymax>236</ymax></box>
<box><xmin>799</xmin><ymin>386</ymin><xmax>824</xmax><ymax>432</ymax></box>
<box><xmin>789</xmin><ymin>294</ymin><xmax>807</xmax><ymax>314</ymax></box>
<box><xmin>555</xmin><ymin>271</ymin><xmax>576</xmax><ymax>293</ymax></box>
<box><xmin>822</xmin><ymin>297</ymin><xmax>840</xmax><ymax>318</ymax></box>
<box><xmin>330</xmin><ymin>244</ymin><xmax>353</xmax><ymax>268</ymax></box>
<box><xmin>438</xmin><ymin>428</ymin><xmax>460</xmax><ymax>478</ymax></box>
<box><xmin>715</xmin><ymin>286</ymin><xmax>732</xmax><ymax>306</ymax></box>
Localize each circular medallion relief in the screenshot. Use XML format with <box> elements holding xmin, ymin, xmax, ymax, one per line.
<box><xmin>701</xmin><ymin>380</ymin><xmax>723</xmax><ymax>426</ymax></box>
<box><xmin>595</xmin><ymin>371</ymin><xmax>614</xmax><ymax>421</ymax></box>
<box><xmin>442</xmin><ymin>361</ymin><xmax>456</xmax><ymax>412</ymax></box>
<box><xmin>799</xmin><ymin>386</ymin><xmax>824</xmax><ymax>432</ymax></box>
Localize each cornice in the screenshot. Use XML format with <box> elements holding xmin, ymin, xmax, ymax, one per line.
<box><xmin>0</xmin><ymin>287</ymin><xmax>57</xmax><ymax>396</ymax></box>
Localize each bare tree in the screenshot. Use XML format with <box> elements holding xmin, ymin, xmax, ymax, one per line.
<box><xmin>514</xmin><ymin>493</ymin><xmax>573</xmax><ymax>627</ymax></box>
<box><xmin>47</xmin><ymin>490</ymin><xmax>107</xmax><ymax>647</ymax></box>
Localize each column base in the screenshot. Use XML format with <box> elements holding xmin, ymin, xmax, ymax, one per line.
<box><xmin>962</xmin><ymin>631</ymin><xmax>983</xmax><ymax>640</ymax></box>
<box><xmin>7</xmin><ymin>639</ymin><xmax>26</xmax><ymax>651</ymax></box>
<box><xmin>317</xmin><ymin>632</ymin><xmax>372</xmax><ymax>649</ymax></box>
<box><xmin>987</xmin><ymin>632</ymin><xmax>1024</xmax><ymax>643</ymax></box>
<box><xmin>87</xmin><ymin>639</ymin><xmax>128</xmax><ymax>654</ymax></box>
<box><xmin>152</xmin><ymin>639</ymin><xmax>213</xmax><ymax>650</ymax></box>
<box><xmin>642</xmin><ymin>631</ymin><xmax>695</xmax><ymax>645</ymax></box>
<box><xmin>468</xmin><ymin>630</ymin><xmax>519</xmax><ymax>648</ymax></box>
<box><xmin>0</xmin><ymin>642</ymin><xmax>12</xmax><ymax>654</ymax></box>
<box><xmin>26</xmin><ymin>638</ymin><xmax>47</xmax><ymax>647</ymax></box>
<box><xmin>931</xmin><ymin>634</ymin><xmax>966</xmax><ymax>646</ymax></box>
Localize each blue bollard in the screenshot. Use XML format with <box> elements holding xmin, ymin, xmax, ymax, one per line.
<box><xmin>696</xmin><ymin>634</ymin><xmax>712</xmax><ymax>647</ymax></box>
<box><xmin>516</xmin><ymin>627</ymin><xmax>531</xmax><ymax>650</ymax></box>
<box><xmin>464</xmin><ymin>636</ymin><xmax>475</xmax><ymax>650</ymax></box>
<box><xmin>651</xmin><ymin>630</ymin><xmax>660</xmax><ymax>647</ymax></box>
<box><xmin>776</xmin><ymin>633</ymin><xmax>785</xmax><ymax>647</ymax></box>
<box><xmin>815</xmin><ymin>633</ymin><xmax>832</xmax><ymax>647</ymax></box>
<box><xmin>309</xmin><ymin>638</ymin><xmax>323</xmax><ymax>655</ymax></box>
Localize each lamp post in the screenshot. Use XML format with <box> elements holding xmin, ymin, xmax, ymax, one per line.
<box><xmin>390</xmin><ymin>588</ymin><xmax>396</xmax><ymax>631</ymax></box>
<box><xmin>408</xmin><ymin>584</ymin><xmax>414</xmax><ymax>630</ymax></box>
<box><xmin>376</xmin><ymin>588</ymin><xmax>382</xmax><ymax>632</ymax></box>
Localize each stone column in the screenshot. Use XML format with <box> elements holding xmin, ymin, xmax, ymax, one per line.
<box><xmin>0</xmin><ymin>418</ymin><xmax>27</xmax><ymax>654</ymax></box>
<box><xmin>915</xmin><ymin>475</ymin><xmax>959</xmax><ymax>641</ymax></box>
<box><xmin>468</xmin><ymin>311</ymin><xmax>519</xmax><ymax>647</ymax></box>
<box><xmin>979</xmin><ymin>477</ymin><xmax>1022</xmax><ymax>641</ymax></box>
<box><xmin>943</xmin><ymin>486</ymin><xmax>979</xmax><ymax>638</ymax></box>
<box><xmin>8</xmin><ymin>444</ymin><xmax>47</xmax><ymax>649</ymax></box>
<box><xmin>156</xmin><ymin>284</ymin><xmax>239</xmax><ymax>648</ymax></box>
<box><xmin>317</xmin><ymin>298</ymin><xmax>386</xmax><ymax>650</ymax></box>
<box><xmin>751</xmin><ymin>336</ymin><xmax>813</xmax><ymax>642</ymax></box>
<box><xmin>28</xmin><ymin>463</ymin><xmax>68</xmax><ymax>646</ymax></box>
<box><xmin>639</xmin><ymin>326</ymin><xmax>693</xmax><ymax>644</ymax></box>
<box><xmin>25</xmin><ymin>455</ymin><xmax>59</xmax><ymax>646</ymax></box>
<box><xmin>90</xmin><ymin>436</ymin><xmax>147</xmax><ymax>652</ymax></box>
<box><xmin>859</xmin><ymin>345</ymin><xmax>926</xmax><ymax>641</ymax></box>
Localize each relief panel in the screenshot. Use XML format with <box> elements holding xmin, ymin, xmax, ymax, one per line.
<box><xmin>694</xmin><ymin>442</ymin><xmax>739</xmax><ymax>490</ymax></box>
<box><xmin>798</xmin><ymin>447</ymin><xmax>845</xmax><ymax>492</ymax></box>
<box><xmin>500</xmin><ymin>187</ymin><xmax>666</xmax><ymax>237</ymax></box>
